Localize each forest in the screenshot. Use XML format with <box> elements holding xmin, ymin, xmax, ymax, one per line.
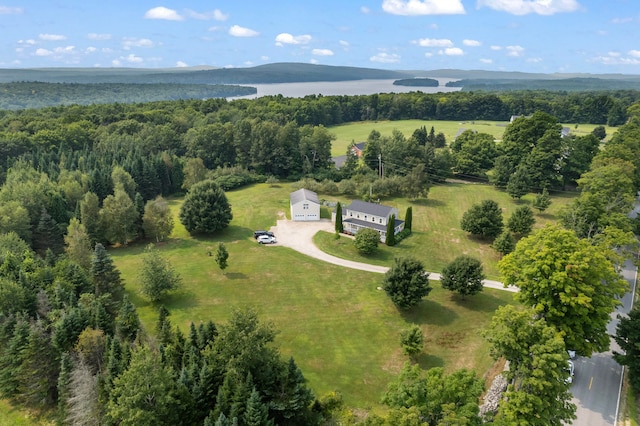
<box><xmin>0</xmin><ymin>87</ymin><xmax>639</xmax><ymax>425</ymax></box>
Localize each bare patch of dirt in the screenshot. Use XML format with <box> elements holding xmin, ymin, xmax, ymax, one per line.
<box><xmin>435</xmin><ymin>331</ymin><xmax>466</xmax><ymax>349</ymax></box>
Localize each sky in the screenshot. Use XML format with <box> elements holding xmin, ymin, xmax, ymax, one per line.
<box><xmin>1</xmin><ymin>0</ymin><xmax>639</xmax><ymax>74</ymax></box>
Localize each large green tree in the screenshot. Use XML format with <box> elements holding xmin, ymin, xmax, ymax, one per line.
<box><xmin>460</xmin><ymin>199</ymin><xmax>503</xmax><ymax>240</ymax></box>
<box><xmin>499</xmin><ymin>225</ymin><xmax>628</xmax><ymax>356</ymax></box>
<box><xmin>506</xmin><ymin>205</ymin><xmax>535</xmax><ymax>236</ymax></box>
<box><xmin>614</xmin><ymin>306</ymin><xmax>640</xmax><ymax>394</ymax></box>
<box><xmin>142</xmin><ymin>196</ymin><xmax>174</xmax><ymax>242</ymax></box>
<box><xmin>383</xmin><ymin>257</ymin><xmax>431</xmax><ymax>309</ymax></box>
<box><xmin>483</xmin><ymin>305</ymin><xmax>576</xmax><ymax>426</ymax></box>
<box><xmin>139</xmin><ymin>244</ymin><xmax>181</xmax><ymax>302</ymax></box>
<box><xmin>353</xmin><ymin>228</ymin><xmax>380</xmax><ymax>255</ymax></box>
<box><xmin>64</xmin><ymin>217</ymin><xmax>93</xmax><ymax>271</ymax></box>
<box><xmin>179</xmin><ymin>180</ymin><xmax>233</xmax><ymax>234</ymax></box>
<box><xmin>100</xmin><ymin>189</ymin><xmax>138</xmax><ymax>246</ymax></box>
<box><xmin>440</xmin><ymin>255</ymin><xmax>485</xmax><ymax>299</ymax></box>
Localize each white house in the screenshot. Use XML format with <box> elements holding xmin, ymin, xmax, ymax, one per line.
<box><xmin>290</xmin><ymin>189</ymin><xmax>321</xmax><ymax>221</ymax></box>
<box><xmin>340</xmin><ymin>200</ymin><xmax>404</xmax><ymax>243</ymax></box>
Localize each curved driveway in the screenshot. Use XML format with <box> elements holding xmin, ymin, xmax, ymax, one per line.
<box><xmin>269</xmin><ymin>219</ymin><xmax>516</xmax><ymax>292</ymax></box>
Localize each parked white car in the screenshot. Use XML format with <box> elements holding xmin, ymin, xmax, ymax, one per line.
<box><xmin>566</xmin><ymin>360</ymin><xmax>575</xmax><ymax>384</ymax></box>
<box><xmin>257</xmin><ymin>235</ymin><xmax>277</xmax><ymax>244</ymax></box>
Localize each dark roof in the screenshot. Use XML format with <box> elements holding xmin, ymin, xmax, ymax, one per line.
<box><xmin>344</xmin><ymin>218</ymin><xmax>404</xmax><ymax>232</ymax></box>
<box><xmin>353</xmin><ymin>142</ymin><xmax>366</xmax><ymax>151</ymax></box>
<box><xmin>345</xmin><ymin>200</ymin><xmax>395</xmax><ymax>217</ymax></box>
<box><xmin>290</xmin><ymin>188</ymin><xmax>319</xmax><ymax>205</ymax></box>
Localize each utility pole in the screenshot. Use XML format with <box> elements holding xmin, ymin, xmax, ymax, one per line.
<box><xmin>378</xmin><ymin>153</ymin><xmax>382</xmax><ymax>178</ymax></box>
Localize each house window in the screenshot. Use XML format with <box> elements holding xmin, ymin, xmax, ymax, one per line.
<box><xmin>364</xmin><ymin>215</ymin><xmax>367</xmax><ymax>221</ymax></box>
<box><xmin>357</xmin><ymin>214</ymin><xmax>360</xmax><ymax>219</ymax></box>
<box><xmin>349</xmin><ymin>212</ymin><xmax>352</xmax><ymax>217</ymax></box>
<box><xmin>303</xmin><ymin>204</ymin><xmax>308</xmax><ymax>210</ymax></box>
<box><xmin>379</xmin><ymin>218</ymin><xmax>383</xmax><ymax>224</ymax></box>
<box><xmin>372</xmin><ymin>216</ymin><xmax>375</xmax><ymax>222</ymax></box>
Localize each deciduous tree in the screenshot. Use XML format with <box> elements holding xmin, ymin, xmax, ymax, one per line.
<box><xmin>179</xmin><ymin>180</ymin><xmax>233</xmax><ymax>234</ymax></box>
<box><xmin>216</xmin><ymin>242</ymin><xmax>229</xmax><ymax>273</ymax></box>
<box><xmin>100</xmin><ymin>189</ymin><xmax>138</xmax><ymax>246</ymax></box>
<box><xmin>499</xmin><ymin>225</ymin><xmax>628</xmax><ymax>356</ymax></box>
<box><xmin>460</xmin><ymin>199</ymin><xmax>503</xmax><ymax>240</ymax></box>
<box><xmin>440</xmin><ymin>255</ymin><xmax>485</xmax><ymax>299</ymax></box>
<box><xmin>354</xmin><ymin>228</ymin><xmax>380</xmax><ymax>255</ymax></box>
<box><xmin>507</xmin><ymin>205</ymin><xmax>535</xmax><ymax>236</ymax></box>
<box><xmin>614</xmin><ymin>306</ymin><xmax>640</xmax><ymax>394</ymax></box>
<box><xmin>139</xmin><ymin>244</ymin><xmax>181</xmax><ymax>302</ymax></box>
<box><xmin>142</xmin><ymin>196</ymin><xmax>174</xmax><ymax>242</ymax></box>
<box><xmin>383</xmin><ymin>257</ymin><xmax>431</xmax><ymax>309</ymax></box>
<box><xmin>400</xmin><ymin>325</ymin><xmax>424</xmax><ymax>358</ymax></box>
<box><xmin>65</xmin><ymin>217</ymin><xmax>93</xmax><ymax>271</ymax></box>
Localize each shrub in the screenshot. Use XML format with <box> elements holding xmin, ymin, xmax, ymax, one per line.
<box><xmin>354</xmin><ymin>228</ymin><xmax>380</xmax><ymax>255</ymax></box>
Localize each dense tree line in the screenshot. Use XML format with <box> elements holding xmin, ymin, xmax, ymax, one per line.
<box><xmin>0</xmin><ymin>82</ymin><xmax>256</xmax><ymax>111</ymax></box>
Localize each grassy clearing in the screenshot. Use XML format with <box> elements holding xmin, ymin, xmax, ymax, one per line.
<box><xmin>317</xmin><ymin>183</ymin><xmax>575</xmax><ymax>279</ymax></box>
<box><xmin>328</xmin><ymin>119</ymin><xmax>616</xmax><ymax>156</ymax></box>
<box><xmin>111</xmin><ymin>182</ymin><xmax>518</xmax><ymax>409</ymax></box>
<box><xmin>0</xmin><ymin>400</ymin><xmax>54</xmax><ymax>426</ymax></box>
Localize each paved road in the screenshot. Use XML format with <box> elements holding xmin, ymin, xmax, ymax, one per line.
<box><xmin>269</xmin><ymin>218</ymin><xmax>517</xmax><ymax>291</ymax></box>
<box><xmin>571</xmin><ymin>258</ymin><xmax>638</xmax><ymax>426</ymax></box>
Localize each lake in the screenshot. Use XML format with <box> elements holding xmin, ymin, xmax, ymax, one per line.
<box><xmin>230</xmin><ymin>78</ymin><xmax>461</xmax><ymax>100</ymax></box>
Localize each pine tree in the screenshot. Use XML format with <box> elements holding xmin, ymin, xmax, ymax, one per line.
<box><xmin>90</xmin><ymin>243</ymin><xmax>124</xmax><ymax>302</ymax></box>
<box><xmin>405</xmin><ymin>206</ymin><xmax>412</xmax><ymax>232</ymax></box>
<box><xmin>0</xmin><ymin>315</ymin><xmax>30</xmax><ymax>397</ymax></box>
<box><xmin>335</xmin><ymin>202</ymin><xmax>343</xmax><ymax>234</ymax></box>
<box><xmin>216</xmin><ymin>242</ymin><xmax>229</xmax><ymax>273</ymax></box>
<box><xmin>532</xmin><ymin>188</ymin><xmax>552</xmax><ymax>212</ymax></box>
<box><xmin>386</xmin><ymin>214</ymin><xmax>396</xmax><ymax>246</ymax></box>
<box><xmin>33</xmin><ymin>207</ymin><xmax>64</xmax><ymax>256</ymax></box>
<box><xmin>244</xmin><ymin>387</ymin><xmax>272</xmax><ymax>426</ymax></box>
<box><xmin>492</xmin><ymin>230</ymin><xmax>515</xmax><ymax>257</ymax></box>
<box><xmin>115</xmin><ymin>295</ymin><xmax>140</xmax><ymax>341</ymax></box>
<box><xmin>18</xmin><ymin>321</ymin><xmax>59</xmax><ymax>407</ymax></box>
<box><xmin>57</xmin><ymin>351</ymin><xmax>73</xmax><ymax>421</ymax></box>
<box><xmin>80</xmin><ymin>191</ymin><xmax>104</xmax><ymax>245</ymax></box>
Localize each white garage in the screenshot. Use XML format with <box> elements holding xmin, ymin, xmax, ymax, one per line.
<box><xmin>290</xmin><ymin>188</ymin><xmax>321</xmax><ymax>221</ymax></box>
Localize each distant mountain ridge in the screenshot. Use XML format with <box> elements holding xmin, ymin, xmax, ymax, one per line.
<box><xmin>1</xmin><ymin>63</ymin><xmax>639</xmax><ymax>85</ymax></box>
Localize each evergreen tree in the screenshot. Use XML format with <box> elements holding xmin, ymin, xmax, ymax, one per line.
<box><xmin>269</xmin><ymin>357</ymin><xmax>315</xmax><ymax>424</ymax></box>
<box><xmin>405</xmin><ymin>206</ymin><xmax>412</xmax><ymax>232</ymax></box>
<box><xmin>244</xmin><ymin>387</ymin><xmax>272</xmax><ymax>426</ymax></box>
<box><xmin>0</xmin><ymin>315</ymin><xmax>30</xmax><ymax>397</ymax></box>
<box><xmin>216</xmin><ymin>242</ymin><xmax>229</xmax><ymax>273</ymax></box>
<box><xmin>57</xmin><ymin>351</ymin><xmax>73</xmax><ymax>422</ymax></box>
<box><xmin>18</xmin><ymin>321</ymin><xmax>59</xmax><ymax>408</ymax></box>
<box><xmin>80</xmin><ymin>191</ymin><xmax>104</xmax><ymax>245</ymax></box>
<box><xmin>507</xmin><ymin>205</ymin><xmax>536</xmax><ymax>236</ymax></box>
<box><xmin>115</xmin><ymin>295</ymin><xmax>140</xmax><ymax>341</ymax></box>
<box><xmin>400</xmin><ymin>325</ymin><xmax>424</xmax><ymax>358</ymax></box>
<box><xmin>506</xmin><ymin>165</ymin><xmax>531</xmax><ymax>199</ymax></box>
<box><xmin>386</xmin><ymin>214</ymin><xmax>396</xmax><ymax>246</ymax></box>
<box><xmin>134</xmin><ymin>192</ymin><xmax>145</xmax><ymax>238</ymax></box>
<box><xmin>335</xmin><ymin>202</ymin><xmax>343</xmax><ymax>234</ymax></box>
<box><xmin>33</xmin><ymin>207</ymin><xmax>64</xmax><ymax>256</ymax></box>
<box><xmin>90</xmin><ymin>243</ymin><xmax>124</xmax><ymax>302</ymax></box>
<box><xmin>179</xmin><ymin>180</ymin><xmax>233</xmax><ymax>234</ymax></box>
<box><xmin>532</xmin><ymin>188</ymin><xmax>552</xmax><ymax>212</ymax></box>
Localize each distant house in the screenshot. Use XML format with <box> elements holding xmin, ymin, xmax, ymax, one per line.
<box><xmin>290</xmin><ymin>189</ymin><xmax>320</xmax><ymax>221</ymax></box>
<box><xmin>340</xmin><ymin>200</ymin><xmax>404</xmax><ymax>243</ymax></box>
<box><xmin>561</xmin><ymin>127</ymin><xmax>571</xmax><ymax>138</ymax></box>
<box><xmin>351</xmin><ymin>142</ymin><xmax>366</xmax><ymax>157</ymax></box>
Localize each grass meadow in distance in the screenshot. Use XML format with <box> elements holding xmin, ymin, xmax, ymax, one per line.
<box><xmin>328</xmin><ymin>119</ymin><xmax>616</xmax><ymax>156</ymax></box>
<box><xmin>109</xmin><ymin>182</ymin><xmax>576</xmax><ymax>409</ymax></box>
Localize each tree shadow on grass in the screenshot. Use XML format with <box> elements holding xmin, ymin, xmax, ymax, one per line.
<box><xmin>399</xmin><ymin>299</ymin><xmax>458</xmax><ymax>327</ymax></box>
<box><xmin>189</xmin><ymin>225</ymin><xmax>254</xmax><ymax>243</ymax></box>
<box><xmin>411</xmin><ymin>198</ymin><xmax>445</xmax><ymax>208</ymax></box>
<box><xmin>448</xmin><ymin>291</ymin><xmax>511</xmax><ymax>313</ymax></box>
<box><xmin>415</xmin><ymin>352</ymin><xmax>444</xmax><ymax>370</ymax></box>
<box><xmin>224</xmin><ymin>272</ymin><xmax>247</xmax><ymax>280</ymax></box>
<box><xmin>163</xmin><ymin>288</ymin><xmax>199</xmax><ymax>310</ymax></box>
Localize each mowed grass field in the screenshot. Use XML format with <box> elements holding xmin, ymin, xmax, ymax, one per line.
<box><xmin>328</xmin><ymin>119</ymin><xmax>616</xmax><ymax>156</ymax></box>
<box><xmin>110</xmin><ymin>182</ymin><xmax>572</xmax><ymax>409</ymax></box>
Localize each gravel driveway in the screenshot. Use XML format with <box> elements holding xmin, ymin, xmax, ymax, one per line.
<box><xmin>268</xmin><ymin>218</ymin><xmax>516</xmax><ymax>292</ymax></box>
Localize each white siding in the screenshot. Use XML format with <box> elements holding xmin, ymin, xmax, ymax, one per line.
<box><xmin>290</xmin><ymin>200</ymin><xmax>320</xmax><ymax>221</ymax></box>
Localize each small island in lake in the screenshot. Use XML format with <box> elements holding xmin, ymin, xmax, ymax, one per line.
<box><xmin>392</xmin><ymin>77</ymin><xmax>439</xmax><ymax>87</ymax></box>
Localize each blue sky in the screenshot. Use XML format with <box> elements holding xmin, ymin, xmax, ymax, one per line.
<box><xmin>1</xmin><ymin>0</ymin><xmax>639</xmax><ymax>74</ymax></box>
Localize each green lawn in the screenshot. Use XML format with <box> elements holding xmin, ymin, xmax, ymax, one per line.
<box><xmin>317</xmin><ymin>183</ymin><xmax>575</xmax><ymax>279</ymax></box>
<box><xmin>0</xmin><ymin>400</ymin><xmax>54</xmax><ymax>426</ymax></box>
<box><xmin>111</xmin><ymin>182</ymin><xmax>519</xmax><ymax>409</ymax></box>
<box><xmin>328</xmin><ymin>119</ymin><xmax>616</xmax><ymax>156</ymax></box>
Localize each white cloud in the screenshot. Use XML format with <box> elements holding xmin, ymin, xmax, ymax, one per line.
<box><xmin>506</xmin><ymin>45</ymin><xmax>525</xmax><ymax>56</ymax></box>
<box><xmin>39</xmin><ymin>34</ymin><xmax>67</xmax><ymax>41</ymax></box>
<box><xmin>440</xmin><ymin>47</ymin><xmax>464</xmax><ymax>56</ymax></box>
<box><xmin>112</xmin><ymin>59</ymin><xmax>121</xmax><ymax>66</ymax></box>
<box><xmin>18</xmin><ymin>39</ymin><xmax>36</xmax><ymax>45</ymax></box>
<box><xmin>144</xmin><ymin>6</ymin><xmax>184</xmax><ymax>21</ymax></box>
<box><xmin>527</xmin><ymin>57</ymin><xmax>543</xmax><ymax>63</ymax></box>
<box><xmin>480</xmin><ymin>58</ymin><xmax>493</xmax><ymax>64</ymax></box>
<box><xmin>86</xmin><ymin>47</ymin><xmax>97</xmax><ymax>53</ymax></box>
<box><xmin>229</xmin><ymin>25</ymin><xmax>259</xmax><ymax>37</ymax></box>
<box><xmin>628</xmin><ymin>50</ymin><xmax>640</xmax><ymax>58</ymax></box>
<box><xmin>53</xmin><ymin>46</ymin><xmax>75</xmax><ymax>54</ymax></box>
<box><xmin>592</xmin><ymin>52</ymin><xmax>640</xmax><ymax>65</ymax></box>
<box><xmin>361</xmin><ymin>6</ymin><xmax>371</xmax><ymax>14</ymax></box>
<box><xmin>312</xmin><ymin>48</ymin><xmax>334</xmax><ymax>56</ymax></box>
<box><xmin>0</xmin><ymin>6</ymin><xmax>22</xmax><ymax>14</ymax></box>
<box><xmin>382</xmin><ymin>0</ymin><xmax>465</xmax><ymax>15</ymax></box>
<box><xmin>477</xmin><ymin>0</ymin><xmax>580</xmax><ymax>16</ymax></box>
<box><xmin>260</xmin><ymin>55</ymin><xmax>270</xmax><ymax>61</ymax></box>
<box><xmin>176</xmin><ymin>61</ymin><xmax>188</xmax><ymax>67</ymax></box>
<box><xmin>608</xmin><ymin>51</ymin><xmax>621</xmax><ymax>57</ymax></box>
<box><xmin>35</xmin><ymin>48</ymin><xmax>52</xmax><ymax>56</ymax></box>
<box><xmin>87</xmin><ymin>33</ymin><xmax>112</xmax><ymax>40</ymax></box>
<box><xmin>424</xmin><ymin>52</ymin><xmax>433</xmax><ymax>57</ymax></box>
<box><xmin>339</xmin><ymin>40</ymin><xmax>349</xmax><ymax>47</ymax></box>
<box><xmin>370</xmin><ymin>52</ymin><xmax>400</xmax><ymax>63</ymax></box>
<box><xmin>275</xmin><ymin>33</ymin><xmax>312</xmax><ymax>46</ymax></box>
<box><xmin>490</xmin><ymin>45</ymin><xmax>502</xmax><ymax>50</ymax></box>
<box><xmin>186</xmin><ymin>9</ymin><xmax>228</xmax><ymax>21</ymax></box>
<box><xmin>121</xmin><ymin>53</ymin><xmax>144</xmax><ymax>63</ymax></box>
<box><xmin>122</xmin><ymin>38</ymin><xmax>155</xmax><ymax>50</ymax></box>
<box><xmin>611</xmin><ymin>17</ymin><xmax>633</xmax><ymax>24</ymax></box>
<box><xmin>415</xmin><ymin>38</ymin><xmax>453</xmax><ymax>47</ymax></box>
<box><xmin>310</xmin><ymin>58</ymin><xmax>319</xmax><ymax>64</ymax></box>
<box><xmin>463</xmin><ymin>39</ymin><xmax>481</xmax><ymax>47</ymax></box>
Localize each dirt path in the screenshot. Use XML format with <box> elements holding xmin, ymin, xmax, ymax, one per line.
<box><xmin>269</xmin><ymin>218</ymin><xmax>516</xmax><ymax>292</ymax></box>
